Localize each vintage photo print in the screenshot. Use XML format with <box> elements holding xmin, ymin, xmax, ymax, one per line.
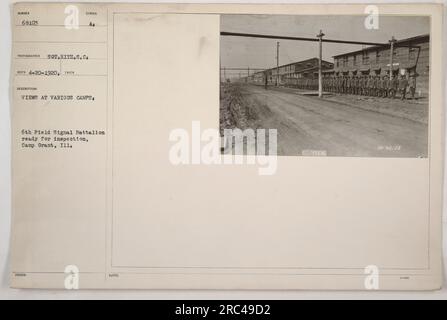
<box><xmin>220</xmin><ymin>14</ymin><xmax>430</xmax><ymax>157</ymax></box>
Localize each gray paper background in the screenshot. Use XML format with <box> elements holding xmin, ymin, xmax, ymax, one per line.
<box><xmin>1</xmin><ymin>0</ymin><xmax>446</xmax><ymax>299</ymax></box>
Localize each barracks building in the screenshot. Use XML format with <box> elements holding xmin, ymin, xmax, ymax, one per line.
<box><xmin>330</xmin><ymin>34</ymin><xmax>430</xmax><ymax>96</ymax></box>
<box><xmin>247</xmin><ymin>34</ymin><xmax>429</xmax><ymax>97</ymax></box>
<box><xmin>251</xmin><ymin>57</ymin><xmax>334</xmax><ymax>88</ymax></box>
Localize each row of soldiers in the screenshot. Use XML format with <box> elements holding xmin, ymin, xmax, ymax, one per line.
<box><xmin>322</xmin><ymin>74</ymin><xmax>417</xmax><ymax>100</ymax></box>
<box><xmin>289</xmin><ymin>78</ymin><xmax>319</xmax><ymax>91</ymax></box>
<box><xmin>264</xmin><ymin>73</ymin><xmax>418</xmax><ymax>100</ymax></box>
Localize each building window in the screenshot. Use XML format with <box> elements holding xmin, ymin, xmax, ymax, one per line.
<box><xmin>353</xmin><ymin>55</ymin><xmax>357</xmax><ymax>66</ymax></box>
<box><xmin>336</xmin><ymin>59</ymin><xmax>339</xmax><ymax>67</ymax></box>
<box><xmin>362</xmin><ymin>51</ymin><xmax>369</xmax><ymax>64</ymax></box>
<box><xmin>375</xmin><ymin>50</ymin><xmax>381</xmax><ymax>63</ymax></box>
<box><xmin>343</xmin><ymin>56</ymin><xmax>348</xmax><ymax>67</ymax></box>
<box><xmin>409</xmin><ymin>46</ymin><xmax>416</xmax><ymax>60</ymax></box>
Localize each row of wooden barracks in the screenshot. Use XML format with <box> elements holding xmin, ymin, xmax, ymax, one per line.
<box><xmin>248</xmin><ymin>34</ymin><xmax>429</xmax><ymax>97</ymax></box>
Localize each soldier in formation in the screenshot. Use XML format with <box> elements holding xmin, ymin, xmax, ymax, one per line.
<box><xmin>315</xmin><ymin>73</ymin><xmax>417</xmax><ymax>100</ymax></box>
<box><xmin>285</xmin><ymin>72</ymin><xmax>417</xmax><ymax>100</ymax></box>
<box><xmin>398</xmin><ymin>75</ymin><xmax>409</xmax><ymax>100</ymax></box>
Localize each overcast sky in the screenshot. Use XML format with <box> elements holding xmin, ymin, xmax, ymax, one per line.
<box><xmin>220</xmin><ymin>15</ymin><xmax>429</xmax><ymax>76</ymax></box>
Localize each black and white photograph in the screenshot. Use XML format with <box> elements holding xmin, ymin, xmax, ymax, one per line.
<box><xmin>3</xmin><ymin>1</ymin><xmax>445</xmax><ymax>298</ymax></box>
<box><xmin>220</xmin><ymin>14</ymin><xmax>430</xmax><ymax>157</ymax></box>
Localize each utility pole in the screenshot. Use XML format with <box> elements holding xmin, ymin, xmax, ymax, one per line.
<box><xmin>317</xmin><ymin>30</ymin><xmax>325</xmax><ymax>98</ymax></box>
<box><xmin>389</xmin><ymin>36</ymin><xmax>396</xmax><ymax>80</ymax></box>
<box><xmin>276</xmin><ymin>41</ymin><xmax>280</xmax><ymax>86</ymax></box>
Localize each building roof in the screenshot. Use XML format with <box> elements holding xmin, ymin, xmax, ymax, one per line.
<box><xmin>332</xmin><ymin>34</ymin><xmax>429</xmax><ymax>58</ymax></box>
<box><xmin>252</xmin><ymin>57</ymin><xmax>333</xmax><ymax>75</ymax></box>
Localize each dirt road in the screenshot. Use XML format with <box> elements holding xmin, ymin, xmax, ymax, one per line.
<box><xmin>225</xmin><ymin>84</ymin><xmax>428</xmax><ymax>157</ymax></box>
